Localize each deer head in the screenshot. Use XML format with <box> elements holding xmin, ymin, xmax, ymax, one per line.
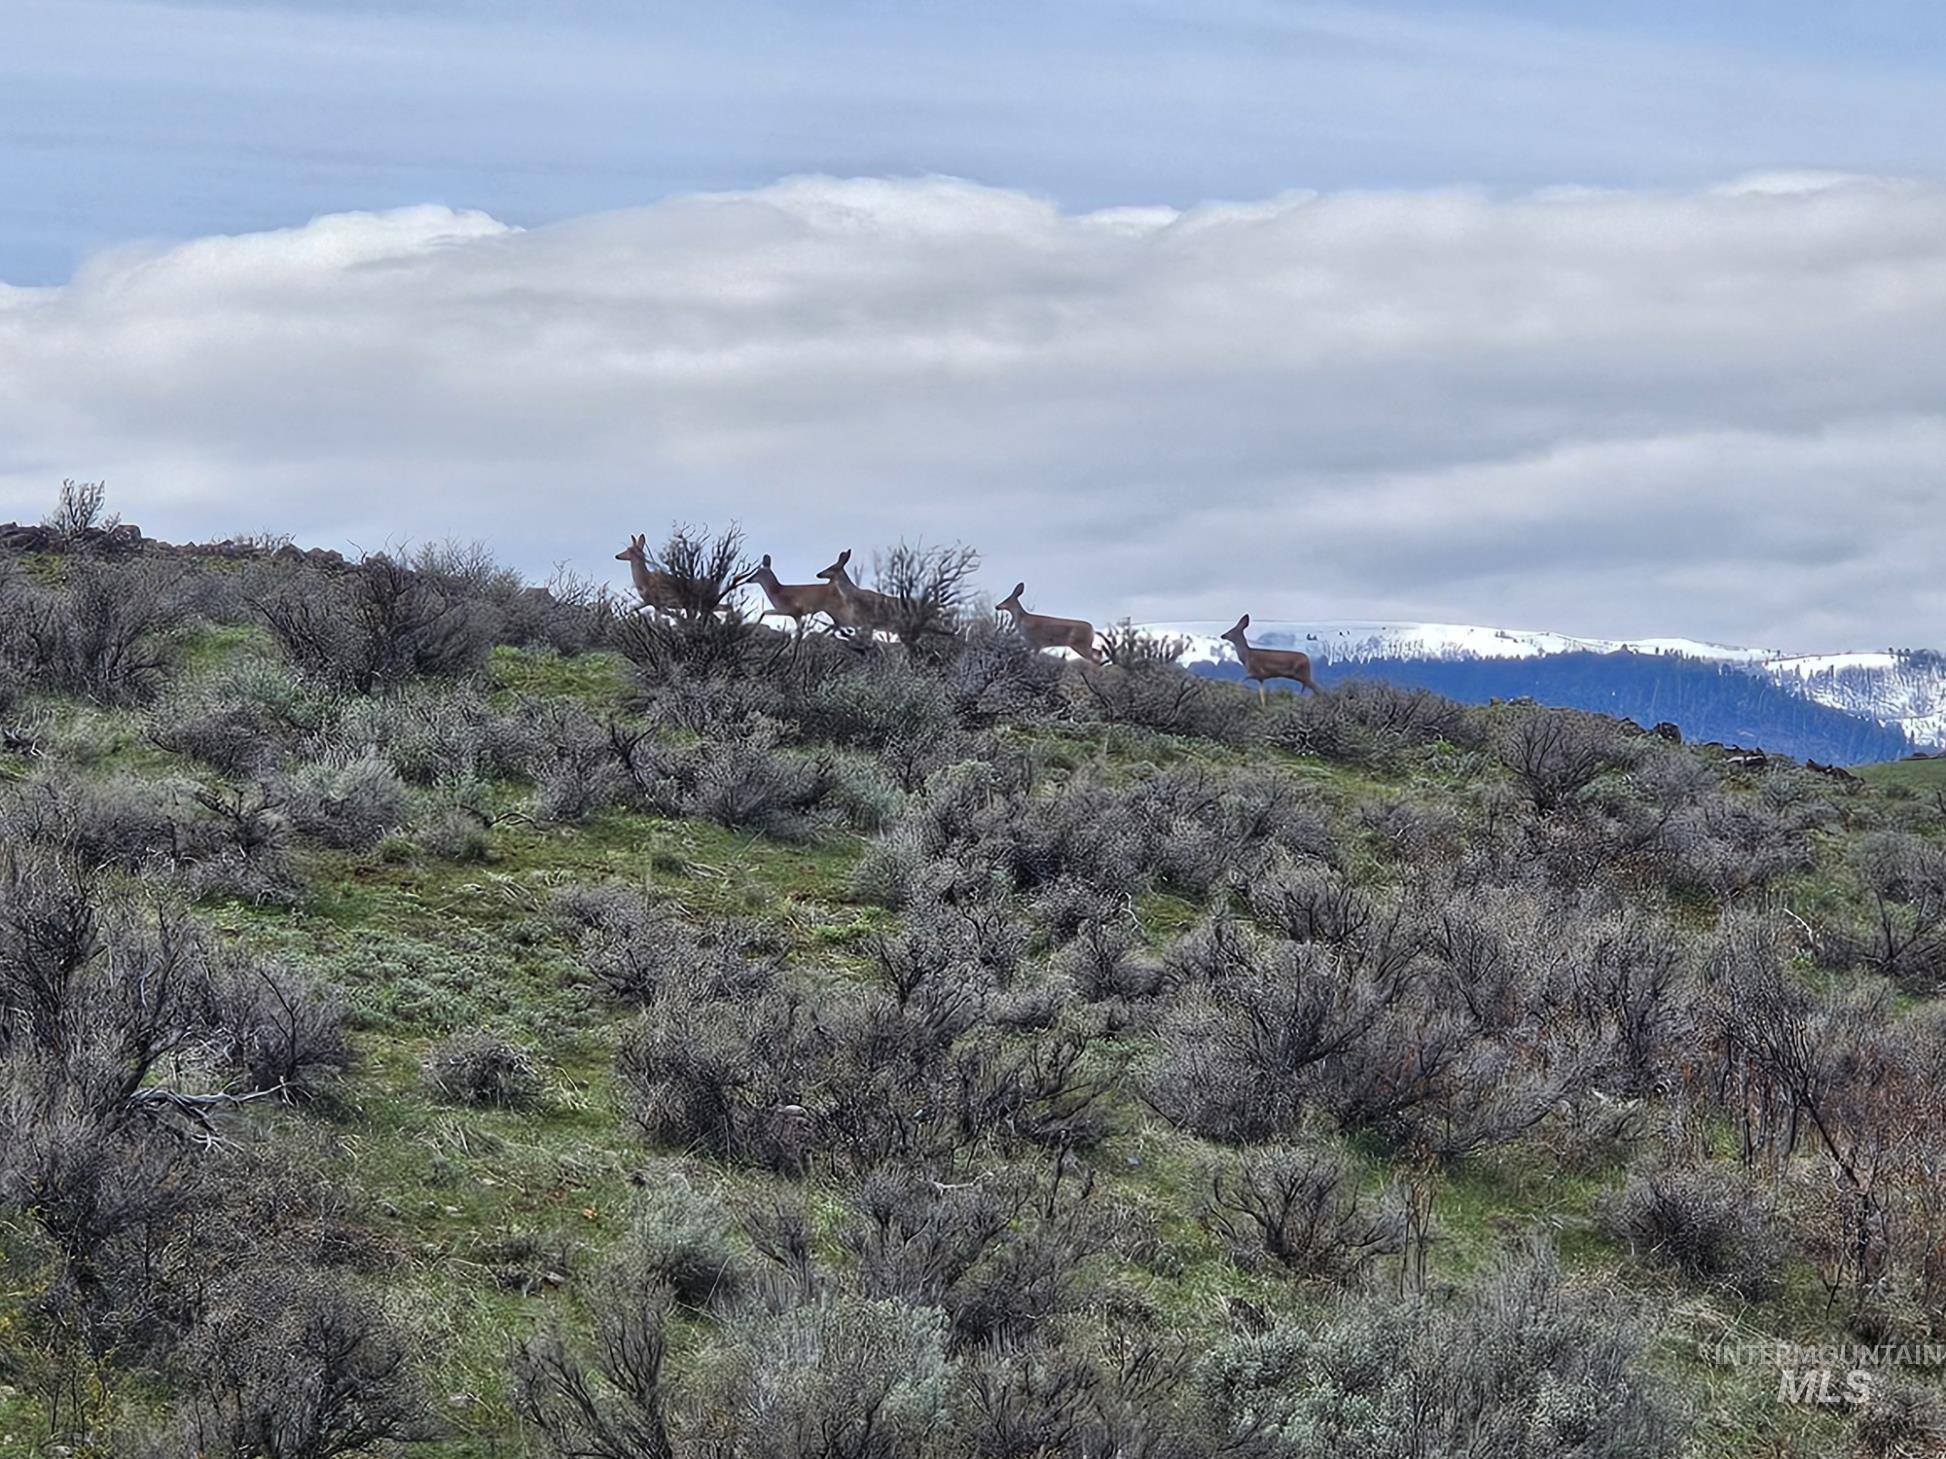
<box><xmin>615</xmin><ymin>533</ymin><xmax>647</xmax><ymax>565</ymax></box>
<box><xmin>816</xmin><ymin>548</ymin><xmax>853</xmax><ymax>583</ymax></box>
<box><xmin>997</xmin><ymin>581</ymin><xmax>1027</xmax><ymax>617</ymax></box>
<box><xmin>1221</xmin><ymin>614</ymin><xmax>1251</xmax><ymax>650</ymax></box>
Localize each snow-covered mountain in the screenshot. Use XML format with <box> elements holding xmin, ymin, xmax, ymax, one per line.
<box><xmin>1764</xmin><ymin>652</ymin><xmax>1946</xmax><ymax>750</ymax></box>
<box><xmin>1149</xmin><ymin>620</ymin><xmax>1779</xmax><ymax>667</ymax></box>
<box><xmin>1145</xmin><ymin>620</ymin><xmax>1946</xmax><ymax>751</ymax></box>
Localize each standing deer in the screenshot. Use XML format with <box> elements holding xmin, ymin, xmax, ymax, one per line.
<box><xmin>615</xmin><ymin>533</ymin><xmax>683</xmax><ymax>615</ymax></box>
<box><xmin>816</xmin><ymin>549</ymin><xmax>898</xmax><ymax>638</ymax></box>
<box><xmin>1222</xmin><ymin>614</ymin><xmax>1322</xmax><ymax>701</ymax></box>
<box><xmin>746</xmin><ymin>553</ymin><xmax>840</xmax><ymax>642</ymax></box>
<box><xmin>996</xmin><ymin>582</ymin><xmax>1103</xmax><ymax>665</ymax></box>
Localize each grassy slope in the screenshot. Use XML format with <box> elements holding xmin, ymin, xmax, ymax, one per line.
<box><xmin>0</xmin><ymin>636</ymin><xmax>1919</xmax><ymax>1457</ymax></box>
<box><xmin>1855</xmin><ymin>755</ymin><xmax>1946</xmax><ymax>793</ymax></box>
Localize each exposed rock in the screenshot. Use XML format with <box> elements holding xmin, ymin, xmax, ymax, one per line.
<box><xmin>0</xmin><ymin>520</ymin><xmax>146</xmax><ymax>556</ymax></box>
<box><xmin>0</xmin><ymin>520</ymin><xmax>362</xmax><ymax>572</ymax></box>
<box><xmin>0</xmin><ymin>522</ymin><xmax>54</xmax><ymax>552</ymax></box>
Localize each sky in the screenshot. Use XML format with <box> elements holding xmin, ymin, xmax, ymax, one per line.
<box><xmin>5</xmin><ymin>1</ymin><xmax>1946</xmax><ymax>648</ymax></box>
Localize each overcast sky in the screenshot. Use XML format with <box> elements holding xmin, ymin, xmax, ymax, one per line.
<box><xmin>5</xmin><ymin>2</ymin><xmax>1946</xmax><ymax>649</ymax></box>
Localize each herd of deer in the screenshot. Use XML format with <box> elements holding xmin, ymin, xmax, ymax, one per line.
<box><xmin>616</xmin><ymin>534</ymin><xmax>1322</xmax><ymax>698</ymax></box>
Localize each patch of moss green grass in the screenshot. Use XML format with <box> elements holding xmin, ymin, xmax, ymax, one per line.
<box><xmin>488</xmin><ymin>644</ymin><xmax>631</xmax><ymax>710</ymax></box>
<box><xmin>1854</xmin><ymin>754</ymin><xmax>1946</xmax><ymax>794</ymax></box>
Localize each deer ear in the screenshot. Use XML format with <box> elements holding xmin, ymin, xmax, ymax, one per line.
<box><xmin>839</xmin><ymin>548</ymin><xmax>851</xmax><ymax>565</ymax></box>
<box><xmin>1239</xmin><ymin>613</ymin><xmax>1251</xmax><ymax>629</ymax></box>
<box><xmin>762</xmin><ymin>553</ymin><xmax>772</xmax><ymax>568</ymax></box>
<box><xmin>1012</xmin><ymin>582</ymin><xmax>1025</xmax><ymax>598</ymax></box>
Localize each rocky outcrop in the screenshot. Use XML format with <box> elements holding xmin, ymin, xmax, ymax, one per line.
<box><xmin>0</xmin><ymin>521</ymin><xmax>349</xmax><ymax>569</ymax></box>
<box><xmin>0</xmin><ymin>520</ymin><xmax>144</xmax><ymax>555</ymax></box>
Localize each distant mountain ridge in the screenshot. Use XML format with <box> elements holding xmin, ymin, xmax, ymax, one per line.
<box><xmin>1152</xmin><ymin>620</ymin><xmax>1784</xmax><ymax>667</ymax></box>
<box><xmin>1145</xmin><ymin>620</ymin><xmax>1941</xmax><ymax>764</ymax></box>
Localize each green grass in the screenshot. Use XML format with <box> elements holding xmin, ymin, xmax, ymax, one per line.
<box><xmin>31</xmin><ymin>701</ymin><xmax>186</xmax><ymax>777</ymax></box>
<box><xmin>174</xmin><ymin>620</ymin><xmax>277</xmax><ymax>678</ymax></box>
<box><xmin>1854</xmin><ymin>754</ymin><xmax>1946</xmax><ymax>792</ymax></box>
<box><xmin>489</xmin><ymin>644</ymin><xmax>631</xmax><ymax>709</ymax></box>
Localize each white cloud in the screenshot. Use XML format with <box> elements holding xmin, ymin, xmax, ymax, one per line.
<box><xmin>4</xmin><ymin>173</ymin><xmax>1946</xmax><ymax>649</ymax></box>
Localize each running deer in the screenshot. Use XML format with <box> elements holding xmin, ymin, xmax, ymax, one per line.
<box><xmin>996</xmin><ymin>582</ymin><xmax>1103</xmax><ymax>665</ymax></box>
<box><xmin>815</xmin><ymin>549</ymin><xmax>898</xmax><ymax>636</ymax></box>
<box><xmin>1222</xmin><ymin>614</ymin><xmax>1322</xmax><ymax>701</ymax></box>
<box><xmin>615</xmin><ymin>533</ymin><xmax>683</xmax><ymax>615</ymax></box>
<box><xmin>747</xmin><ymin>553</ymin><xmax>840</xmax><ymax>640</ymax></box>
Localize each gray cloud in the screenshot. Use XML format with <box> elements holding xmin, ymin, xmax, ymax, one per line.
<box><xmin>3</xmin><ymin>173</ymin><xmax>1945</xmax><ymax>649</ymax></box>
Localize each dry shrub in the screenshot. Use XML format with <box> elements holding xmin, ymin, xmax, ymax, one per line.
<box><xmin>1500</xmin><ymin>707</ymin><xmax>1626</xmax><ymax>812</ymax></box>
<box><xmin>1203</xmin><ymin>1142</ymin><xmax>1404</xmax><ymax>1281</ymax></box>
<box><xmin>205</xmin><ymin>954</ymin><xmax>353</xmax><ymax>1099</ymax></box>
<box><xmin>180</xmin><ymin>1268</ymin><xmax>426</xmax><ymax>1457</ymax></box>
<box><xmin>1603</xmin><ymin>1163</ymin><xmax>1785</xmax><ymax>1298</ymax></box>
<box><xmin>284</xmin><ymin>757</ymin><xmax>411</xmax><ymax>848</ymax></box>
<box><xmin>0</xmin><ymin>559</ymin><xmax>186</xmax><ymax>704</ymax></box>
<box><xmin>423</xmin><ymin>1031</ymin><xmax>542</xmax><ymax>1108</ymax></box>
<box><xmin>253</xmin><ymin>551</ymin><xmax>494</xmax><ymax>692</ymax></box>
<box><xmin>1199</xmin><ymin>1237</ymin><xmax>1682</xmax><ymax>1457</ymax></box>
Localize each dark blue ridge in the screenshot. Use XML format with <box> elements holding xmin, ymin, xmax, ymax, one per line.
<box><xmin>1190</xmin><ymin>649</ymin><xmax>1914</xmax><ymax>766</ymax></box>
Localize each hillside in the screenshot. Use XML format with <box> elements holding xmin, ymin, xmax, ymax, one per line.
<box><xmin>1855</xmin><ymin>754</ymin><xmax>1946</xmax><ymax>796</ymax></box>
<box><xmin>4</xmin><ymin>522</ymin><xmax>1946</xmax><ymax>1458</ymax></box>
<box><xmin>1160</xmin><ymin>621</ymin><xmax>1933</xmax><ymax>763</ymax></box>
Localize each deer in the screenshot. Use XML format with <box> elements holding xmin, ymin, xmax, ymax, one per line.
<box><xmin>815</xmin><ymin>548</ymin><xmax>899</xmax><ymax>638</ymax></box>
<box><xmin>1222</xmin><ymin>614</ymin><xmax>1322</xmax><ymax>701</ymax></box>
<box><xmin>996</xmin><ymin>582</ymin><xmax>1103</xmax><ymax>665</ymax></box>
<box><xmin>745</xmin><ymin>553</ymin><xmax>841</xmax><ymax>642</ymax></box>
<box><xmin>615</xmin><ymin>533</ymin><xmax>683</xmax><ymax>616</ymax></box>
